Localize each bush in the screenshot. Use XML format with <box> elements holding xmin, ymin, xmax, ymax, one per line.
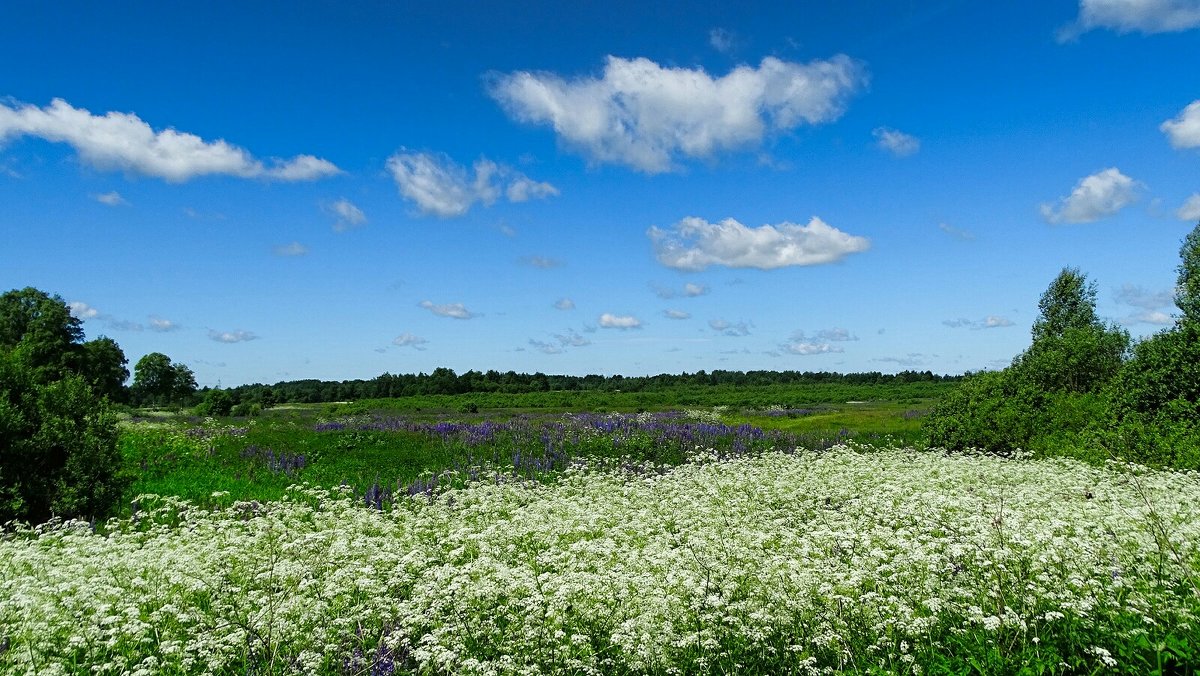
<box><xmin>923</xmin><ymin>370</ymin><xmax>1039</xmax><ymax>453</ymax></box>
<box><xmin>0</xmin><ymin>350</ymin><xmax>128</xmax><ymax>523</ymax></box>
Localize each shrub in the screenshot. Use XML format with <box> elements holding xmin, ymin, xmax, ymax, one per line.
<box><xmin>923</xmin><ymin>370</ymin><xmax>1039</xmax><ymax>453</ymax></box>
<box><xmin>0</xmin><ymin>350</ymin><xmax>128</xmax><ymax>523</ymax></box>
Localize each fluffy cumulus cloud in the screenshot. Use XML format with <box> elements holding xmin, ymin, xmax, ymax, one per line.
<box><xmin>208</xmin><ymin>329</ymin><xmax>258</xmax><ymax>343</ymax></box>
<box><xmin>386</xmin><ymin>151</ymin><xmax>557</xmax><ymax>217</ymax></box>
<box><xmin>488</xmin><ymin>54</ymin><xmax>866</xmax><ymax>173</ymax></box>
<box><xmin>1162</xmin><ymin>100</ymin><xmax>1200</xmax><ymax>149</ymax></box>
<box><xmin>1179</xmin><ymin>194</ymin><xmax>1200</xmax><ymax>220</ymax></box>
<box><xmin>1115</xmin><ymin>283</ymin><xmax>1176</xmax><ymax>324</ymax></box>
<box><xmin>872</xmin><ymin>127</ymin><xmax>920</xmax><ymax>157</ymax></box>
<box><xmin>68</xmin><ymin>301</ymin><xmax>100</xmax><ymax>320</ymax></box>
<box><xmin>1039</xmin><ymin>168</ymin><xmax>1141</xmax><ymax>224</ymax></box>
<box><xmin>393</xmin><ymin>333</ymin><xmax>428</xmax><ymax>350</ymax></box>
<box><xmin>709</xmin><ymin>318</ymin><xmax>751</xmax><ymax>336</ymax></box>
<box><xmin>780</xmin><ymin>328</ymin><xmax>857</xmax><ymax>355</ymax></box>
<box><xmin>943</xmin><ymin>315</ymin><xmax>1014</xmax><ymax>329</ymax></box>
<box><xmin>273</xmin><ymin>241</ymin><xmax>309</xmax><ymax>257</ymax></box>
<box><xmin>649</xmin><ymin>216</ymin><xmax>869</xmax><ymax>271</ymax></box>
<box><xmin>148</xmin><ymin>316</ymin><xmax>179</xmax><ymax>332</ymax></box>
<box><xmin>0</xmin><ymin>98</ymin><xmax>340</xmax><ymax>182</ymax></box>
<box><xmin>599</xmin><ymin>313</ymin><xmax>642</xmax><ymax>329</ymax></box>
<box><xmin>93</xmin><ymin>190</ymin><xmax>127</xmax><ymax>206</ymax></box>
<box><xmin>1059</xmin><ymin>0</ymin><xmax>1200</xmax><ymax>40</ymax></box>
<box><xmin>663</xmin><ymin>309</ymin><xmax>691</xmax><ymax>319</ymax></box>
<box><xmin>553</xmin><ymin>297</ymin><xmax>575</xmax><ymax>310</ymax></box>
<box><xmin>328</xmin><ymin>198</ymin><xmax>367</xmax><ymax>232</ymax></box>
<box><xmin>419</xmin><ymin>300</ymin><xmax>477</xmax><ymax>319</ymax></box>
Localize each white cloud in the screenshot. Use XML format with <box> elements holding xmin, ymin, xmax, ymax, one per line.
<box><xmin>709</xmin><ymin>318</ymin><xmax>751</xmax><ymax>336</ymax></box>
<box><xmin>1039</xmin><ymin>168</ymin><xmax>1141</xmax><ymax>224</ymax></box>
<box><xmin>506</xmin><ymin>176</ymin><xmax>560</xmax><ymax>202</ymax></box>
<box><xmin>1059</xmin><ymin>0</ymin><xmax>1200</xmax><ymax>40</ymax></box>
<box><xmin>529</xmin><ymin>339</ymin><xmax>563</xmax><ymax>354</ymax></box>
<box><xmin>386</xmin><ymin>151</ymin><xmax>556</xmax><ymax>218</ymax></box>
<box><xmin>1115</xmin><ymin>283</ymin><xmax>1176</xmax><ymax>324</ymax></box>
<box><xmin>1115</xmin><ymin>283</ymin><xmax>1174</xmax><ymax>309</ymax></box>
<box><xmin>649</xmin><ymin>216</ymin><xmax>870</xmax><ymax>271</ymax></box>
<box><xmin>938</xmin><ymin>222</ymin><xmax>976</xmax><ymax>241</ymax></box>
<box><xmin>208</xmin><ymin>329</ymin><xmax>258</xmax><ymax>343</ymax></box>
<box><xmin>555</xmin><ymin>329</ymin><xmax>590</xmax><ymax>347</ymax></box>
<box><xmin>488</xmin><ymin>54</ymin><xmax>866</xmax><ymax>173</ymax></box>
<box><xmin>393</xmin><ymin>333</ymin><xmax>428</xmax><ymax>350</ymax></box>
<box><xmin>419</xmin><ymin>300</ymin><xmax>477</xmax><ymax>319</ymax></box>
<box><xmin>68</xmin><ymin>301</ymin><xmax>99</xmax><ymax>319</ymax></box>
<box><xmin>816</xmin><ymin>327</ymin><xmax>858</xmax><ymax>342</ymax></box>
<box><xmin>519</xmin><ymin>255</ymin><xmax>562</xmax><ymax>269</ymax></box>
<box><xmin>329</xmin><ymin>198</ymin><xmax>367</xmax><ymax>232</ymax></box>
<box><xmin>708</xmin><ymin>28</ymin><xmax>736</xmax><ymax>54</ymax></box>
<box><xmin>148</xmin><ymin>316</ymin><xmax>179</xmax><ymax>332</ymax></box>
<box><xmin>781</xmin><ymin>334</ymin><xmax>843</xmax><ymax>356</ymax></box>
<box><xmin>0</xmin><ymin>98</ymin><xmax>340</xmax><ymax>182</ymax></box>
<box><xmin>1131</xmin><ymin>309</ymin><xmax>1174</xmax><ymax>324</ymax></box>
<box><xmin>663</xmin><ymin>309</ymin><xmax>691</xmax><ymax>319</ymax></box>
<box><xmin>1162</xmin><ymin>101</ymin><xmax>1200</xmax><ymax>149</ymax></box>
<box><xmin>943</xmin><ymin>315</ymin><xmax>1014</xmax><ymax>329</ymax></box>
<box><xmin>599</xmin><ymin>313</ymin><xmax>642</xmax><ymax>329</ymax></box>
<box><xmin>273</xmin><ymin>241</ymin><xmax>309</xmax><ymax>257</ymax></box>
<box><xmin>872</xmin><ymin>127</ymin><xmax>920</xmax><ymax>157</ymax></box>
<box><xmin>873</xmin><ymin>354</ymin><xmax>927</xmax><ymax>367</ymax></box>
<box><xmin>553</xmin><ymin>297</ymin><xmax>575</xmax><ymax>310</ymax></box>
<box><xmin>1178</xmin><ymin>194</ymin><xmax>1200</xmax><ymax>220</ymax></box>
<box><xmin>93</xmin><ymin>190</ymin><xmax>127</xmax><ymax>206</ymax></box>
<box><xmin>683</xmin><ymin>282</ymin><xmax>709</xmax><ymax>297</ymax></box>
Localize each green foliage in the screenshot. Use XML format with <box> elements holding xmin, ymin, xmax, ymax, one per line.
<box><xmin>0</xmin><ymin>350</ymin><xmax>127</xmax><ymax>523</ymax></box>
<box><xmin>1015</xmin><ymin>268</ymin><xmax>1129</xmax><ymax>395</ymax></box>
<box><xmin>80</xmin><ymin>336</ymin><xmax>129</xmax><ymax>402</ymax></box>
<box><xmin>1176</xmin><ymin>220</ymin><xmax>1200</xmax><ymax>323</ymax></box>
<box><xmin>0</xmin><ymin>287</ymin><xmax>85</xmax><ymax>382</ymax></box>
<box><xmin>196</xmin><ymin>388</ymin><xmax>235</xmax><ymax>417</ymax></box>
<box><xmin>923</xmin><ymin>370</ymin><xmax>1039</xmax><ymax>453</ymax></box>
<box><xmin>132</xmin><ymin>351</ymin><xmax>197</xmax><ymax>407</ymax></box>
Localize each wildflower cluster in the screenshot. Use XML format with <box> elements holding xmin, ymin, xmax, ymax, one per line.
<box><xmin>2</xmin><ymin>447</ymin><xmax>1197</xmax><ymax>674</ymax></box>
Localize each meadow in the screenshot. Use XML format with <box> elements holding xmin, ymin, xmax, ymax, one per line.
<box><xmin>1</xmin><ymin>387</ymin><xmax>1198</xmax><ymax>674</ymax></box>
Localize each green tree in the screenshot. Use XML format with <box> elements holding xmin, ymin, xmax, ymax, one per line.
<box><xmin>0</xmin><ymin>287</ymin><xmax>84</xmax><ymax>381</ymax></box>
<box><xmin>132</xmin><ymin>352</ymin><xmax>197</xmax><ymax>406</ymax></box>
<box><xmin>1105</xmin><ymin>222</ymin><xmax>1200</xmax><ymax>468</ymax></box>
<box><xmin>0</xmin><ymin>349</ymin><xmax>127</xmax><ymax>523</ymax></box>
<box><xmin>80</xmin><ymin>336</ymin><xmax>129</xmax><ymax>402</ymax></box>
<box><xmin>1013</xmin><ymin>268</ymin><xmax>1128</xmax><ymax>393</ymax></box>
<box><xmin>1176</xmin><ymin>221</ymin><xmax>1200</xmax><ymax>323</ymax></box>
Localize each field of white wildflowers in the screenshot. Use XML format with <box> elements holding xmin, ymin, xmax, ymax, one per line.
<box><xmin>2</xmin><ymin>445</ymin><xmax>1198</xmax><ymax>674</ymax></box>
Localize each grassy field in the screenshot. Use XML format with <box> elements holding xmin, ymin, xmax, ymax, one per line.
<box><xmin>3</xmin><ymin>384</ymin><xmax>1198</xmax><ymax>674</ymax></box>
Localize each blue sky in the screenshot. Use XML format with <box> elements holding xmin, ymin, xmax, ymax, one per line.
<box><xmin>2</xmin><ymin>1</ymin><xmax>1199</xmax><ymax>387</ymax></box>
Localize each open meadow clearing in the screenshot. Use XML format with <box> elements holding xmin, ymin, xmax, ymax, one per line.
<box><xmin>3</xmin><ymin>412</ymin><xmax>1199</xmax><ymax>674</ymax></box>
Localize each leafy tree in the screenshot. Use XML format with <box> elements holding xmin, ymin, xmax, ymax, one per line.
<box><xmin>196</xmin><ymin>388</ymin><xmax>235</xmax><ymax>417</ymax></box>
<box><xmin>1176</xmin><ymin>221</ymin><xmax>1200</xmax><ymax>323</ymax></box>
<box><xmin>132</xmin><ymin>352</ymin><xmax>197</xmax><ymax>407</ymax></box>
<box><xmin>0</xmin><ymin>287</ymin><xmax>84</xmax><ymax>381</ymax></box>
<box><xmin>1104</xmin><ymin>222</ymin><xmax>1200</xmax><ymax>468</ymax></box>
<box><xmin>80</xmin><ymin>336</ymin><xmax>129</xmax><ymax>402</ymax></box>
<box><xmin>0</xmin><ymin>349</ymin><xmax>127</xmax><ymax>523</ymax></box>
<box><xmin>1013</xmin><ymin>268</ymin><xmax>1128</xmax><ymax>394</ymax></box>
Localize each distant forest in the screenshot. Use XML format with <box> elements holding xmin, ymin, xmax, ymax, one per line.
<box><xmin>220</xmin><ymin>369</ymin><xmax>961</xmax><ymax>406</ymax></box>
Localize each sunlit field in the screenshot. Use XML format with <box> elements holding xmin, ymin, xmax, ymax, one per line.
<box><xmin>3</xmin><ymin>434</ymin><xmax>1197</xmax><ymax>674</ymax></box>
